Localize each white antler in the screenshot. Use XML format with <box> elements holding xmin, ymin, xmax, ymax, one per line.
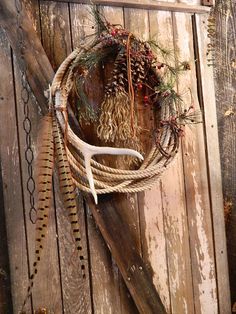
<box><xmin>54</xmin><ymin>90</ymin><xmax>143</xmax><ymax>204</ymax></box>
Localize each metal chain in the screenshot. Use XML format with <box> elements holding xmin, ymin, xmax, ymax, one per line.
<box><xmin>15</xmin><ymin>0</ymin><xmax>37</xmax><ymax>224</ymax></box>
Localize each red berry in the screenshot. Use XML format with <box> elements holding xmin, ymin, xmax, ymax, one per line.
<box><xmin>111</xmin><ymin>29</ymin><xmax>117</xmax><ymax>36</ymax></box>
<box><xmin>137</xmin><ymin>83</ymin><xmax>143</xmax><ymax>90</ymax></box>
<box><xmin>144</xmin><ymin>95</ymin><xmax>149</xmax><ymax>102</ymax></box>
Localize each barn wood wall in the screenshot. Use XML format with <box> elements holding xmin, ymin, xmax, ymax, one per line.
<box><xmin>213</xmin><ymin>0</ymin><xmax>236</xmax><ymax>308</ymax></box>
<box><xmin>0</xmin><ymin>0</ymin><xmax>230</xmax><ymax>313</ymax></box>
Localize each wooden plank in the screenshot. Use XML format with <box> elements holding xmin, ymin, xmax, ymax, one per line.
<box><xmin>9</xmin><ymin>2</ymin><xmax>63</xmax><ymax>311</ymax></box>
<box><xmin>137</xmin><ymin>9</ymin><xmax>172</xmax><ymax>313</ymax></box>
<box><xmin>40</xmin><ymin>1</ymin><xmax>72</xmax><ymax>70</ymax></box>
<box><xmin>39</xmin><ymin>2</ymin><xmax>92</xmax><ymax>312</ymax></box>
<box><xmin>138</xmin><ymin>184</ymin><xmax>171</xmax><ymax>312</ymax></box>
<box><xmin>87</xmin><ymin>194</ymin><xmax>166</xmax><ymax>314</ymax></box>
<box><xmin>102</xmin><ymin>7</ymin><xmax>143</xmax><ymax>313</ymax></box>
<box><xmin>69</xmin><ymin>4</ymin><xmax>125</xmax><ymax>313</ymax></box>
<box><xmin>0</xmin><ymin>148</ymin><xmax>13</xmax><ymax>314</ymax></box>
<box><xmin>13</xmin><ymin>55</ymin><xmax>63</xmax><ymax>313</ymax></box>
<box><xmin>41</xmin><ymin>0</ymin><xmax>211</xmax><ymax>14</ymax></box>
<box><xmin>147</xmin><ymin>10</ymin><xmax>195</xmax><ymax>314</ymax></box>
<box><xmin>0</xmin><ymin>0</ymin><xmax>54</xmax><ymax>115</ymax></box>
<box><xmin>194</xmin><ymin>13</ymin><xmax>231</xmax><ymax>313</ymax></box>
<box><xmin>0</xmin><ymin>28</ymin><xmax>32</xmax><ymax>314</ymax></box>
<box><xmin>22</xmin><ymin>0</ymin><xmax>41</xmax><ymax>34</ymax></box>
<box><xmin>173</xmin><ymin>12</ymin><xmax>218</xmax><ymax>313</ymax></box>
<box><xmin>54</xmin><ymin>183</ymin><xmax>92</xmax><ymax>314</ymax></box>
<box><xmin>159</xmin><ymin>11</ymin><xmax>194</xmax><ymax>314</ymax></box>
<box><xmin>214</xmin><ymin>2</ymin><xmax>236</xmax><ymax>308</ymax></box>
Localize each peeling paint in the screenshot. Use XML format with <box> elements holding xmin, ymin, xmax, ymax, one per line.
<box><xmin>191</xmin><ymin>170</ymin><xmax>218</xmax><ymax>314</ymax></box>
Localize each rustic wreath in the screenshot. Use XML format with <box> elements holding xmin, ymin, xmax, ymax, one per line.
<box><xmin>49</xmin><ymin>11</ymin><xmax>197</xmax><ymax>204</ymax></box>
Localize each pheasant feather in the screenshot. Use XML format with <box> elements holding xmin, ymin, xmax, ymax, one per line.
<box><xmin>21</xmin><ymin>112</ymin><xmax>54</xmax><ymax>311</ymax></box>
<box><xmin>52</xmin><ymin>115</ymin><xmax>86</xmax><ymax>277</ymax></box>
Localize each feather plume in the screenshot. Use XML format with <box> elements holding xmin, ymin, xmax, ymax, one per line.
<box><xmin>52</xmin><ymin>115</ymin><xmax>86</xmax><ymax>277</ymax></box>
<box><xmin>21</xmin><ymin>113</ymin><xmax>54</xmax><ymax>312</ymax></box>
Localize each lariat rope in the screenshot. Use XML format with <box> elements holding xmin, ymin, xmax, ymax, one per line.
<box><xmin>50</xmin><ymin>48</ymin><xmax>179</xmax><ymax>203</ymax></box>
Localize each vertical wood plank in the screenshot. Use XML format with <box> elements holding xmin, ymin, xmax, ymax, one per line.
<box><xmin>70</xmin><ymin>4</ymin><xmax>121</xmax><ymax>314</ymax></box>
<box><xmin>102</xmin><ymin>7</ymin><xmax>142</xmax><ymax>313</ymax></box>
<box><xmin>22</xmin><ymin>0</ymin><xmax>41</xmax><ymax>35</ymax></box>
<box><xmin>103</xmin><ymin>7</ymin><xmax>149</xmax><ymax>313</ymax></box>
<box><xmin>40</xmin><ymin>1</ymin><xmax>72</xmax><ymax>70</ymax></box>
<box><xmin>53</xmin><ymin>178</ymin><xmax>92</xmax><ymax>314</ymax></box>
<box><xmin>173</xmin><ymin>12</ymin><xmax>218</xmax><ymax>314</ymax></box>
<box><xmin>138</xmin><ymin>10</ymin><xmax>172</xmax><ymax>313</ymax></box>
<box><xmin>138</xmin><ymin>185</ymin><xmax>170</xmax><ymax>312</ymax></box>
<box><xmin>40</xmin><ymin>2</ymin><xmax>92</xmax><ymax>313</ymax></box>
<box><xmin>214</xmin><ymin>3</ymin><xmax>236</xmax><ymax>308</ymax></box>
<box><xmin>12</xmin><ymin>3</ymin><xmax>63</xmax><ymax>311</ymax></box>
<box><xmin>0</xmin><ymin>29</ymin><xmax>32</xmax><ymax>314</ymax></box>
<box><xmin>195</xmin><ymin>13</ymin><xmax>231</xmax><ymax>313</ymax></box>
<box><xmin>0</xmin><ymin>162</ymin><xmax>13</xmax><ymax>314</ymax></box>
<box><xmin>157</xmin><ymin>11</ymin><xmax>195</xmax><ymax>314</ymax></box>
<box><xmin>140</xmin><ymin>10</ymin><xmax>195</xmax><ymax>314</ymax></box>
<box><xmin>69</xmin><ymin>3</ymin><xmax>95</xmax><ymax>48</ymax></box>
<box><xmin>70</xmin><ymin>4</ymin><xmax>138</xmax><ymax>313</ymax></box>
<box><xmin>13</xmin><ymin>46</ymin><xmax>63</xmax><ymax>314</ymax></box>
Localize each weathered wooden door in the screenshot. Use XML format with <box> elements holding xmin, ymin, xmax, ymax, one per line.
<box><xmin>0</xmin><ymin>0</ymin><xmax>231</xmax><ymax>313</ymax></box>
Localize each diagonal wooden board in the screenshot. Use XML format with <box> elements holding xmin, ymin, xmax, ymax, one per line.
<box><xmin>0</xmin><ymin>1</ymin><xmax>166</xmax><ymax>313</ymax></box>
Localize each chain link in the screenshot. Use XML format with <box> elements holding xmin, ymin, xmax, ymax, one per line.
<box><xmin>15</xmin><ymin>0</ymin><xmax>37</xmax><ymax>224</ymax></box>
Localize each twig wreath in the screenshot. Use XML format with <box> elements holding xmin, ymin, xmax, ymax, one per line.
<box><xmin>21</xmin><ymin>8</ymin><xmax>200</xmax><ymax>311</ymax></box>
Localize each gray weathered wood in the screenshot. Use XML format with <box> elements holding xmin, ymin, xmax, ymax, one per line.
<box><xmin>0</xmin><ymin>0</ymin><xmax>53</xmax><ymax>115</ymax></box>
<box><xmin>194</xmin><ymin>13</ymin><xmax>231</xmax><ymax>313</ymax></box>
<box><xmin>39</xmin><ymin>2</ymin><xmax>92</xmax><ymax>312</ymax></box>
<box><xmin>0</xmin><ymin>160</ymin><xmax>13</xmax><ymax>314</ymax></box>
<box><xmin>41</xmin><ymin>0</ymin><xmax>211</xmax><ymax>13</ymax></box>
<box><xmin>0</xmin><ymin>28</ymin><xmax>32</xmax><ymax>313</ymax></box>
<box><xmin>214</xmin><ymin>1</ymin><xmax>236</xmax><ymax>308</ymax></box>
<box><xmin>86</xmin><ymin>194</ymin><xmax>166</xmax><ymax>314</ymax></box>
<box><xmin>69</xmin><ymin>4</ymin><xmax>133</xmax><ymax>313</ymax></box>
<box><xmin>173</xmin><ymin>12</ymin><xmax>218</xmax><ymax>313</ymax></box>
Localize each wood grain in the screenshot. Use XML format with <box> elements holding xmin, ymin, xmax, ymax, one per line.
<box><xmin>138</xmin><ymin>9</ymin><xmax>172</xmax><ymax>314</ymax></box>
<box><xmin>0</xmin><ymin>122</ymin><xmax>13</xmax><ymax>314</ymax></box>
<box><xmin>11</xmin><ymin>2</ymin><xmax>63</xmax><ymax>311</ymax></box>
<box><xmin>0</xmin><ymin>28</ymin><xmax>32</xmax><ymax>314</ymax></box>
<box><xmin>70</xmin><ymin>4</ymin><xmax>126</xmax><ymax>313</ymax></box>
<box><xmin>214</xmin><ymin>1</ymin><xmax>236</xmax><ymax>308</ymax></box>
<box><xmin>87</xmin><ymin>194</ymin><xmax>167</xmax><ymax>314</ymax></box>
<box><xmin>0</xmin><ymin>0</ymin><xmax>54</xmax><ymax>115</ymax></box>
<box><xmin>158</xmin><ymin>11</ymin><xmax>194</xmax><ymax>314</ymax></box>
<box><xmin>40</xmin><ymin>0</ymin><xmax>211</xmax><ymax>14</ymax></box>
<box><xmin>194</xmin><ymin>13</ymin><xmax>231</xmax><ymax>313</ymax></box>
<box><xmin>40</xmin><ymin>2</ymin><xmax>92</xmax><ymax>313</ymax></box>
<box><xmin>173</xmin><ymin>12</ymin><xmax>218</xmax><ymax>313</ymax></box>
<box><xmin>40</xmin><ymin>1</ymin><xmax>72</xmax><ymax>70</ymax></box>
<box><xmin>13</xmin><ymin>52</ymin><xmax>63</xmax><ymax>313</ymax></box>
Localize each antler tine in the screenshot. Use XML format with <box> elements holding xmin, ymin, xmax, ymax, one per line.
<box><xmin>54</xmin><ymin>90</ymin><xmax>143</xmax><ymax>204</ymax></box>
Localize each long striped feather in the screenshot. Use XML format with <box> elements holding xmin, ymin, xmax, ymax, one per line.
<box><xmin>52</xmin><ymin>114</ymin><xmax>86</xmax><ymax>277</ymax></box>
<box><xmin>21</xmin><ymin>112</ymin><xmax>54</xmax><ymax>312</ymax></box>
